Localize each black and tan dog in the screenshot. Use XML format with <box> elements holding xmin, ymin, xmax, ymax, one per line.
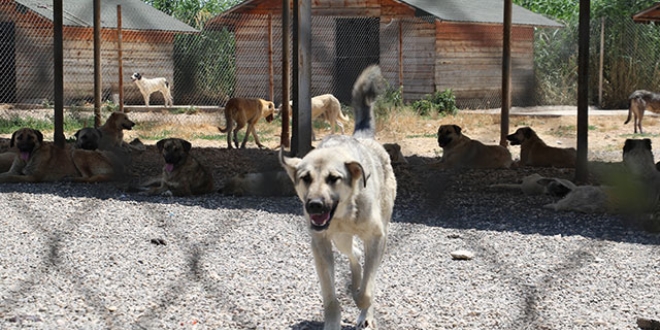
<box><xmin>0</xmin><ymin>128</ymin><xmax>118</xmax><ymax>183</ymax></box>
<box><xmin>625</xmin><ymin>89</ymin><xmax>660</xmax><ymax>134</ymax></box>
<box><xmin>74</xmin><ymin>127</ymin><xmax>103</xmax><ymax>150</ymax></box>
<box><xmin>435</xmin><ymin>124</ymin><xmax>512</xmax><ymax>169</ymax></box>
<box><xmin>506</xmin><ymin>126</ymin><xmax>576</xmax><ymax>168</ymax></box>
<box><xmin>218</xmin><ymin>97</ymin><xmax>275</xmax><ymax>149</ymax></box>
<box><xmin>140</xmin><ymin>138</ymin><xmax>214</xmax><ymax>196</ymax></box>
<box><xmin>383</xmin><ymin>143</ymin><xmax>408</xmax><ymax>164</ymax></box>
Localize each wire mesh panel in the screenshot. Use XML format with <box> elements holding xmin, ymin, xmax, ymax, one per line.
<box><xmin>3</xmin><ymin>7</ymin><xmax>660</xmax><ymax>134</ymax></box>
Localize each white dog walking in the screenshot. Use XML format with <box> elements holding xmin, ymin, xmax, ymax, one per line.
<box><xmin>131</xmin><ymin>72</ymin><xmax>173</xmax><ymax>107</ymax></box>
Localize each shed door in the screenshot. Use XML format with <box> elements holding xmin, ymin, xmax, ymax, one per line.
<box><xmin>334</xmin><ymin>17</ymin><xmax>379</xmax><ymax>104</ymax></box>
<box><xmin>0</xmin><ymin>22</ymin><xmax>15</xmax><ymax>103</ymax></box>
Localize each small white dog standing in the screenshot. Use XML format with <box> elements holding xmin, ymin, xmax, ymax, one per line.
<box><xmin>130</xmin><ymin>72</ymin><xmax>173</xmax><ymax>107</ymax></box>
<box><xmin>281</xmin><ymin>65</ymin><xmax>396</xmax><ymax>330</ymax></box>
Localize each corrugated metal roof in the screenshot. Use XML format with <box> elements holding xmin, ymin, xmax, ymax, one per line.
<box><xmin>400</xmin><ymin>0</ymin><xmax>562</xmax><ymax>27</ymax></box>
<box><xmin>632</xmin><ymin>2</ymin><xmax>660</xmax><ymax>23</ymax></box>
<box><xmin>15</xmin><ymin>0</ymin><xmax>198</xmax><ymax>32</ymax></box>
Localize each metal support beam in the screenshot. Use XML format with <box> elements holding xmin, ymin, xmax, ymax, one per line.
<box><xmin>291</xmin><ymin>0</ymin><xmax>312</xmax><ymax>156</ymax></box>
<box><xmin>500</xmin><ymin>0</ymin><xmax>511</xmax><ymax>147</ymax></box>
<box><xmin>281</xmin><ymin>0</ymin><xmax>291</xmax><ymax>148</ymax></box>
<box><xmin>53</xmin><ymin>0</ymin><xmax>64</xmax><ymax>147</ymax></box>
<box><xmin>575</xmin><ymin>0</ymin><xmax>590</xmax><ymax>183</ymax></box>
<box><xmin>94</xmin><ymin>0</ymin><xmax>102</xmax><ymax>127</ymax></box>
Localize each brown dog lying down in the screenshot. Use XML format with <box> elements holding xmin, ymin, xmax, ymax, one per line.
<box><xmin>506</xmin><ymin>127</ymin><xmax>576</xmax><ymax>168</ymax></box>
<box><xmin>140</xmin><ymin>138</ymin><xmax>214</xmax><ymax>196</ymax></box>
<box><xmin>383</xmin><ymin>143</ymin><xmax>408</xmax><ymax>164</ymax></box>
<box><xmin>435</xmin><ymin>124</ymin><xmax>512</xmax><ymax>169</ymax></box>
<box><xmin>0</xmin><ymin>128</ymin><xmax>120</xmax><ymax>183</ymax></box>
<box><xmin>218</xmin><ymin>97</ymin><xmax>275</xmax><ymax>149</ymax></box>
<box><xmin>545</xmin><ymin>139</ymin><xmax>660</xmax><ymax>213</ymax></box>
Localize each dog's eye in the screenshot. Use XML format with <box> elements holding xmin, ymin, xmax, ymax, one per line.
<box><xmin>327</xmin><ymin>175</ymin><xmax>340</xmax><ymax>184</ymax></box>
<box><xmin>301</xmin><ymin>173</ymin><xmax>312</xmax><ymax>184</ymax></box>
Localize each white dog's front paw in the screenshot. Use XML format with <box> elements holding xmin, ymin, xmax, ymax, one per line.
<box><xmin>356</xmin><ymin>306</ymin><xmax>376</xmax><ymax>330</ymax></box>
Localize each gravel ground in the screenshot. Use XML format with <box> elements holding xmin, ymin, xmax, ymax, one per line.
<box><xmin>1</xmin><ymin>141</ymin><xmax>660</xmax><ymax>330</ymax></box>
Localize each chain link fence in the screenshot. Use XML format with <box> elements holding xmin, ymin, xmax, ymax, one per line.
<box><xmin>1</xmin><ymin>9</ymin><xmax>660</xmax><ymax>135</ymax></box>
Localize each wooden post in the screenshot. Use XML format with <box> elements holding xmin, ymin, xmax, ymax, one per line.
<box><xmin>93</xmin><ymin>0</ymin><xmax>101</xmax><ymax>127</ymax></box>
<box><xmin>398</xmin><ymin>20</ymin><xmax>403</xmax><ymax>91</ymax></box>
<box><xmin>53</xmin><ymin>0</ymin><xmax>64</xmax><ymax>147</ymax></box>
<box><xmin>281</xmin><ymin>0</ymin><xmax>291</xmax><ymax>148</ymax></box>
<box><xmin>598</xmin><ymin>17</ymin><xmax>604</xmax><ymax>107</ymax></box>
<box><xmin>117</xmin><ymin>5</ymin><xmax>124</xmax><ymax>113</ymax></box>
<box><xmin>268</xmin><ymin>14</ymin><xmax>274</xmax><ymax>104</ymax></box>
<box><xmin>500</xmin><ymin>0</ymin><xmax>511</xmax><ymax>147</ymax></box>
<box><xmin>575</xmin><ymin>0</ymin><xmax>590</xmax><ymax>183</ymax></box>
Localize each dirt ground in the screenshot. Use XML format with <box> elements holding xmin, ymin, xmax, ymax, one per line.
<box><xmin>1</xmin><ymin>105</ymin><xmax>658</xmax><ymax>194</ymax></box>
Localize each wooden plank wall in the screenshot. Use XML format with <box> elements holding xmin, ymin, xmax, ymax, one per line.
<box><xmin>435</xmin><ymin>22</ymin><xmax>535</xmax><ymax>108</ymax></box>
<box><xmin>401</xmin><ymin>18</ymin><xmax>436</xmax><ymax>102</ymax></box>
<box><xmin>8</xmin><ymin>7</ymin><xmax>176</xmax><ymax>105</ymax></box>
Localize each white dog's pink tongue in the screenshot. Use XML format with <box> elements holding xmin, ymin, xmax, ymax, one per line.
<box><xmin>20</xmin><ymin>152</ymin><xmax>30</xmax><ymax>161</ymax></box>
<box><xmin>165</xmin><ymin>163</ymin><xmax>174</xmax><ymax>172</ymax></box>
<box><xmin>310</xmin><ymin>213</ymin><xmax>330</xmax><ymax>226</ymax></box>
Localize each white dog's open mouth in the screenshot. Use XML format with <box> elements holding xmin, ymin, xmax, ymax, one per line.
<box><xmin>307</xmin><ymin>200</ymin><xmax>338</xmax><ymax>230</ymax></box>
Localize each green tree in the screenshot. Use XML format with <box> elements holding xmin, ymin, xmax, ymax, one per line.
<box><xmin>143</xmin><ymin>0</ymin><xmax>243</xmax><ymax>29</ymax></box>
<box><xmin>515</xmin><ymin>0</ymin><xmax>660</xmax><ymax>108</ymax></box>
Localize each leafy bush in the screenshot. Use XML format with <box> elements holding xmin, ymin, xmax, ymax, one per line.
<box><xmin>412</xmin><ymin>89</ymin><xmax>458</xmax><ymax>116</ymax></box>
<box><xmin>374</xmin><ymin>85</ymin><xmax>404</xmax><ymax>119</ymax></box>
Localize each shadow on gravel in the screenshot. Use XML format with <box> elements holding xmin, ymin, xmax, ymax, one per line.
<box><xmin>1</xmin><ymin>144</ymin><xmax>658</xmax><ymax>244</ymax></box>
<box><xmin>290</xmin><ymin>321</ymin><xmax>353</xmax><ymax>330</ymax></box>
<box><xmin>391</xmin><ymin>162</ymin><xmax>660</xmax><ymax>246</ymax></box>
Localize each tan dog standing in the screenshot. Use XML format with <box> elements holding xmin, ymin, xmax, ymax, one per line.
<box><xmin>140</xmin><ymin>138</ymin><xmax>214</xmax><ymax>196</ymax></box>
<box><xmin>625</xmin><ymin>89</ymin><xmax>660</xmax><ymax>134</ymax></box>
<box><xmin>435</xmin><ymin>124</ymin><xmax>512</xmax><ymax>169</ymax></box>
<box><xmin>282</xmin><ymin>94</ymin><xmax>350</xmax><ymax>139</ymax></box>
<box><xmin>506</xmin><ymin>127</ymin><xmax>576</xmax><ymax>168</ymax></box>
<box><xmin>218</xmin><ymin>97</ymin><xmax>275</xmax><ymax>149</ymax></box>
<box><xmin>0</xmin><ymin>128</ymin><xmax>117</xmax><ymax>183</ymax></box>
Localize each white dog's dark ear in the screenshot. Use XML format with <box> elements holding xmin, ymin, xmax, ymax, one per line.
<box><xmin>346</xmin><ymin>161</ymin><xmax>368</xmax><ymax>188</ymax></box>
<box><xmin>279</xmin><ymin>148</ymin><xmax>301</xmax><ymax>183</ymax></box>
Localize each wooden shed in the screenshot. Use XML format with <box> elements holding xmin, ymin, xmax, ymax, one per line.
<box><xmin>0</xmin><ymin>0</ymin><xmax>197</xmax><ymax>105</ymax></box>
<box><xmin>206</xmin><ymin>0</ymin><xmax>561</xmax><ymax>107</ymax></box>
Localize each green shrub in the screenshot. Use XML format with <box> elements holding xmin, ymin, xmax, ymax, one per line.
<box><xmin>374</xmin><ymin>85</ymin><xmax>404</xmax><ymax>119</ymax></box>
<box><xmin>412</xmin><ymin>89</ymin><xmax>458</xmax><ymax>116</ymax></box>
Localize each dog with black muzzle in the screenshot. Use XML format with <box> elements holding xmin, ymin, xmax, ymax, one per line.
<box><xmin>435</xmin><ymin>124</ymin><xmax>512</xmax><ymax>169</ymax></box>
<box><xmin>280</xmin><ymin>65</ymin><xmax>396</xmax><ymax>330</ymax></box>
<box><xmin>506</xmin><ymin>126</ymin><xmax>576</xmax><ymax>168</ymax></box>
<box><xmin>0</xmin><ymin>128</ymin><xmax>118</xmax><ymax>183</ymax></box>
<box><xmin>131</xmin><ymin>72</ymin><xmax>173</xmax><ymax>107</ymax></box>
<box><xmin>140</xmin><ymin>138</ymin><xmax>214</xmax><ymax>196</ymax></box>
<box><xmin>74</xmin><ymin>127</ymin><xmax>103</xmax><ymax>150</ymax></box>
<box><xmin>218</xmin><ymin>97</ymin><xmax>276</xmax><ymax>149</ymax></box>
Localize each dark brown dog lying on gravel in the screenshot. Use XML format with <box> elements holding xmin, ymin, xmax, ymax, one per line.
<box><xmin>506</xmin><ymin>126</ymin><xmax>576</xmax><ymax>168</ymax></box>
<box><xmin>435</xmin><ymin>124</ymin><xmax>512</xmax><ymax>169</ymax></box>
<box><xmin>0</xmin><ymin>128</ymin><xmax>119</xmax><ymax>183</ymax></box>
<box><xmin>140</xmin><ymin>138</ymin><xmax>214</xmax><ymax>196</ymax></box>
